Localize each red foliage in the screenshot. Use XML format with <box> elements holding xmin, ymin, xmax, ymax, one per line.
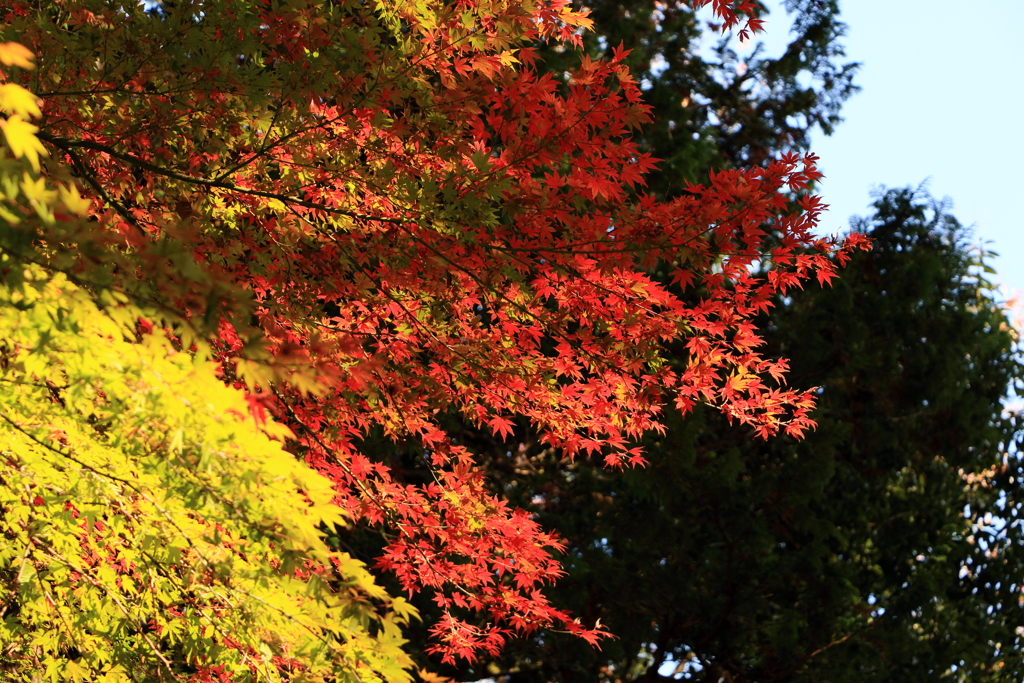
<box><xmin>9</xmin><ymin>0</ymin><xmax>868</xmax><ymax>664</ymax></box>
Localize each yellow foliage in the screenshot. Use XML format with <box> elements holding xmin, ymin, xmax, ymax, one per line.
<box><xmin>0</xmin><ymin>114</ymin><xmax>47</xmax><ymax>172</ymax></box>
<box><xmin>0</xmin><ymin>41</ymin><xmax>34</xmax><ymax>69</ymax></box>
<box><xmin>0</xmin><ymin>62</ymin><xmax>415</xmax><ymax>683</ymax></box>
<box><xmin>0</xmin><ymin>83</ymin><xmax>42</xmax><ymax>119</ymax></box>
<box><xmin>0</xmin><ymin>256</ymin><xmax>415</xmax><ymax>682</ymax></box>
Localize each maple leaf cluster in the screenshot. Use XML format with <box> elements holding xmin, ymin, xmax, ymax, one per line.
<box><xmin>1</xmin><ymin>0</ymin><xmax>868</xmax><ymax>668</ymax></box>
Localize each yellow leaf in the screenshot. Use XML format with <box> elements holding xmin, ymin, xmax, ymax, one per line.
<box><xmin>57</xmin><ymin>182</ymin><xmax>91</xmax><ymax>215</ymax></box>
<box><xmin>99</xmin><ymin>665</ymin><xmax>130</xmax><ymax>682</ymax></box>
<box><xmin>0</xmin><ymin>84</ymin><xmax>41</xmax><ymax>119</ymax></box>
<box><xmin>65</xmin><ymin>659</ymin><xmax>87</xmax><ymax>683</ymax></box>
<box><xmin>1</xmin><ymin>172</ymin><xmax>18</xmax><ymax>199</ymax></box>
<box><xmin>725</xmin><ymin>372</ymin><xmax>753</xmax><ymax>394</ymax></box>
<box><xmin>0</xmin><ymin>205</ymin><xmax>20</xmax><ymax>225</ymax></box>
<box><xmin>21</xmin><ymin>172</ymin><xmax>55</xmax><ymax>205</ymax></box>
<box><xmin>0</xmin><ymin>42</ymin><xmax>34</xmax><ymax>70</ymax></box>
<box><xmin>391</xmin><ymin>596</ymin><xmax>420</xmax><ymax>623</ymax></box>
<box><xmin>1</xmin><ymin>115</ymin><xmax>47</xmax><ymax>171</ymax></box>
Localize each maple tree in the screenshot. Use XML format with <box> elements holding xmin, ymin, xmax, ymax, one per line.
<box><xmin>0</xmin><ymin>0</ymin><xmax>867</xmax><ymax>678</ymax></box>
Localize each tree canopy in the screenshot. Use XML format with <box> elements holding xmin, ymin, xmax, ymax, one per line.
<box><xmin>6</xmin><ymin>0</ymin><xmax>1021</xmax><ymax>681</ymax></box>
<box><xmin>0</xmin><ymin>0</ymin><xmax>872</xmax><ymax>680</ymax></box>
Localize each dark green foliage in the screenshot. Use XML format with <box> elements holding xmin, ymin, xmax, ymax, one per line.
<box><xmin>444</xmin><ymin>189</ymin><xmax>1024</xmax><ymax>682</ymax></box>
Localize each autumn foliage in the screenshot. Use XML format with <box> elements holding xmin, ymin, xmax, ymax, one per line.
<box><xmin>0</xmin><ymin>0</ymin><xmax>866</xmax><ymax>678</ymax></box>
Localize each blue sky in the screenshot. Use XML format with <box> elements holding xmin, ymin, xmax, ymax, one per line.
<box><xmin>752</xmin><ymin>0</ymin><xmax>1024</xmax><ymax>294</ymax></box>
